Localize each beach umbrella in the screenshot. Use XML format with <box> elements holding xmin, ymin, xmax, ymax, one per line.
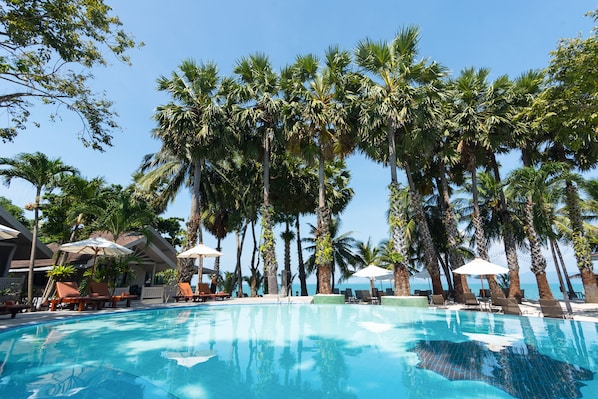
<box><xmin>177</xmin><ymin>243</ymin><xmax>222</xmax><ymax>293</ymax></box>
<box><xmin>453</xmin><ymin>257</ymin><xmax>508</xmax><ymax>299</ymax></box>
<box><xmin>353</xmin><ymin>264</ymin><xmax>393</xmax><ymax>295</ymax></box>
<box><xmin>0</xmin><ymin>224</ymin><xmax>19</xmax><ymax>240</ymax></box>
<box><xmin>59</xmin><ymin>237</ymin><xmax>134</xmax><ymax>279</ymax></box>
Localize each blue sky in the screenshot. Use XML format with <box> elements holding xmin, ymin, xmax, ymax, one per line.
<box><xmin>2</xmin><ymin>1</ymin><xmax>597</xmax><ymax>281</ymax></box>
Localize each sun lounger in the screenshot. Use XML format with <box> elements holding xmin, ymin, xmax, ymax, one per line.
<box><xmin>431</xmin><ymin>294</ymin><xmax>448</xmax><ymax>308</ymax></box>
<box><xmin>0</xmin><ymin>302</ymin><xmax>29</xmax><ymax>318</ymax></box>
<box><xmin>50</xmin><ymin>282</ymin><xmax>109</xmax><ymax>311</ymax></box>
<box><xmin>462</xmin><ymin>292</ymin><xmax>480</xmax><ymax>310</ymax></box>
<box><xmin>500</xmin><ymin>298</ymin><xmax>522</xmax><ymax>316</ymax></box>
<box><xmin>174</xmin><ymin>282</ymin><xmax>206</xmax><ymax>302</ymax></box>
<box><xmin>89</xmin><ymin>281</ymin><xmax>138</xmax><ymax>308</ymax></box>
<box><xmin>196</xmin><ymin>283</ymin><xmax>230</xmax><ymax>300</ymax></box>
<box><xmin>539</xmin><ymin>298</ymin><xmax>572</xmax><ymax>319</ymax></box>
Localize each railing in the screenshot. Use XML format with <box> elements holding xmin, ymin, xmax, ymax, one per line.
<box><xmin>140</xmin><ymin>286</ymin><xmax>164</xmax><ymax>303</ymax></box>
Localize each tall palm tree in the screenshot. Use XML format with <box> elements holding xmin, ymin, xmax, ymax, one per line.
<box><xmin>0</xmin><ymin>152</ymin><xmax>77</xmax><ymax>308</ymax></box>
<box><xmin>148</xmin><ymin>59</ymin><xmax>226</xmax><ymax>283</ymax></box>
<box><xmin>505</xmin><ymin>164</ymin><xmax>572</xmax><ymax>299</ymax></box>
<box><xmin>355</xmin><ymin>26</ymin><xmax>444</xmax><ymax>295</ymax></box>
<box><xmin>450</xmin><ymin>67</ymin><xmax>510</xmax><ymax>295</ymax></box>
<box><xmin>283</xmin><ymin>48</ymin><xmax>356</xmax><ymax>294</ymax></box>
<box><xmin>230</xmin><ymin>53</ymin><xmax>283</xmax><ymax>295</ymax></box>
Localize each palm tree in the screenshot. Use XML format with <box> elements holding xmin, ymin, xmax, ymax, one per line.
<box><xmin>505</xmin><ymin>164</ymin><xmax>574</xmax><ymax>299</ymax></box>
<box><xmin>303</xmin><ymin>218</ymin><xmax>360</xmax><ymax>292</ymax></box>
<box><xmin>0</xmin><ymin>152</ymin><xmax>77</xmax><ymax>308</ymax></box>
<box><xmin>230</xmin><ymin>53</ymin><xmax>283</xmax><ymax>295</ymax></box>
<box><xmin>147</xmin><ymin>59</ymin><xmax>226</xmax><ymax>283</ymax></box>
<box><xmin>355</xmin><ymin>26</ymin><xmax>444</xmax><ymax>295</ymax></box>
<box><xmin>283</xmin><ymin>48</ymin><xmax>356</xmax><ymax>294</ymax></box>
<box><xmin>449</xmin><ymin>67</ymin><xmax>511</xmax><ymax>295</ymax></box>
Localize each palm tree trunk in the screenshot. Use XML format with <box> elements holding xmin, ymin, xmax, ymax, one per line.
<box><xmin>250</xmin><ymin>220</ymin><xmax>259</xmax><ymax>297</ymax></box>
<box><xmin>180</xmin><ymin>160</ymin><xmax>202</xmax><ymax>283</ymax></box>
<box><xmin>470</xmin><ymin>169</ymin><xmax>501</xmax><ymax>294</ymax></box>
<box><xmin>525</xmin><ymin>198</ymin><xmax>554</xmax><ymax>299</ymax></box>
<box><xmin>554</xmin><ymin>239</ymin><xmax>578</xmax><ymax>299</ymax></box>
<box><xmin>550</xmin><ymin>239</ymin><xmax>573</xmax><ymax>313</ymax></box>
<box><xmin>281</xmin><ymin>221</ymin><xmax>292</xmax><ymax>297</ymax></box>
<box><xmin>389</xmin><ymin>182</ymin><xmax>411</xmax><ymax>296</ymax></box>
<box><xmin>438</xmin><ymin>167</ymin><xmax>468</xmax><ymax>302</ymax></box>
<box><xmin>262</xmin><ymin>132</ymin><xmax>279</xmax><ymax>295</ymax></box>
<box><xmin>564</xmin><ymin>180</ymin><xmax>598</xmax><ymax>302</ymax></box>
<box><xmin>235</xmin><ymin>226</ymin><xmax>246</xmax><ymax>298</ymax></box>
<box><xmin>296</xmin><ymin>215</ymin><xmax>308</xmax><ymax>296</ymax></box>
<box><xmin>403</xmin><ymin>161</ymin><xmax>442</xmax><ymax>295</ymax></box>
<box><xmin>316</xmin><ymin>151</ymin><xmax>332</xmax><ymax>294</ymax></box>
<box><xmin>27</xmin><ymin>190</ymin><xmax>41</xmax><ymax>310</ymax></box>
<box><xmin>489</xmin><ymin>153</ymin><xmax>523</xmax><ymax>301</ymax></box>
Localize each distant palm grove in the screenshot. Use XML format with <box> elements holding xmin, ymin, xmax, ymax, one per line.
<box><xmin>2</xmin><ymin>6</ymin><xmax>598</xmax><ymax>305</ymax></box>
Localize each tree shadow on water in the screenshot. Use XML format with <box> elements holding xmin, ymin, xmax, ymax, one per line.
<box><xmin>409</xmin><ymin>340</ymin><xmax>593</xmax><ymax>399</ymax></box>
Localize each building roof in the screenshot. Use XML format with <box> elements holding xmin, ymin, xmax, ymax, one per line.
<box><xmin>0</xmin><ymin>205</ymin><xmax>53</xmax><ymax>275</ymax></box>
<box><xmin>9</xmin><ymin>227</ymin><xmax>183</xmax><ymax>274</ymax></box>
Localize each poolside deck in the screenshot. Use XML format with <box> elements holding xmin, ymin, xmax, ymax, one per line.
<box><xmin>1</xmin><ymin>295</ymin><xmax>598</xmax><ymax>330</ymax></box>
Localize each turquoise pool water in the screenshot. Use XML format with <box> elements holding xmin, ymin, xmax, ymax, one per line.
<box><xmin>0</xmin><ymin>304</ymin><xmax>597</xmax><ymax>399</ymax></box>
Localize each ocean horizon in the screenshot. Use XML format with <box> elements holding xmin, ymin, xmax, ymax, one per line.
<box><xmin>240</xmin><ymin>281</ymin><xmax>584</xmax><ymax>301</ymax></box>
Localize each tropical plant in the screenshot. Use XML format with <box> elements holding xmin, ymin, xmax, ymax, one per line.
<box><xmin>355</xmin><ymin>26</ymin><xmax>445</xmax><ymax>296</ymax></box>
<box><xmin>303</xmin><ymin>218</ymin><xmax>361</xmax><ymax>291</ymax></box>
<box><xmin>284</xmin><ymin>47</ymin><xmax>357</xmax><ymax>294</ymax></box>
<box><xmin>46</xmin><ymin>265</ymin><xmax>77</xmax><ymax>282</ymax></box>
<box><xmin>505</xmin><ymin>164</ymin><xmax>574</xmax><ymax>299</ymax></box>
<box><xmin>0</xmin><ymin>152</ymin><xmax>78</xmax><ymax>308</ymax></box>
<box><xmin>529</xmin><ymin>9</ymin><xmax>598</xmax><ymax>302</ymax></box>
<box><xmin>148</xmin><ymin>59</ymin><xmax>227</xmax><ymax>283</ymax></box>
<box><xmin>230</xmin><ymin>53</ymin><xmax>284</xmax><ymax>295</ymax></box>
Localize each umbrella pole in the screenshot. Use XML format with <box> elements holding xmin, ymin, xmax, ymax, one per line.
<box><xmin>90</xmin><ymin>251</ymin><xmax>98</xmax><ymax>281</ymax></box>
<box><xmin>195</xmin><ymin>256</ymin><xmax>204</xmax><ymax>294</ymax></box>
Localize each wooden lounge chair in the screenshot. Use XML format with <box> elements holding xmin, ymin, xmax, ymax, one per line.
<box><xmin>174</xmin><ymin>282</ymin><xmax>206</xmax><ymax>302</ymax></box>
<box><xmin>50</xmin><ymin>282</ymin><xmax>109</xmax><ymax>311</ymax></box>
<box><xmin>462</xmin><ymin>292</ymin><xmax>480</xmax><ymax>310</ymax></box>
<box><xmin>197</xmin><ymin>283</ymin><xmax>230</xmax><ymax>300</ymax></box>
<box><xmin>539</xmin><ymin>298</ymin><xmax>572</xmax><ymax>319</ymax></box>
<box><xmin>0</xmin><ymin>302</ymin><xmax>29</xmax><ymax>318</ymax></box>
<box><xmin>431</xmin><ymin>294</ymin><xmax>448</xmax><ymax>308</ymax></box>
<box><xmin>500</xmin><ymin>298</ymin><xmax>522</xmax><ymax>316</ymax></box>
<box><xmin>89</xmin><ymin>281</ymin><xmax>138</xmax><ymax>308</ymax></box>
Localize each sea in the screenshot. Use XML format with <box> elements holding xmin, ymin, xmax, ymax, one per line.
<box><xmin>240</xmin><ymin>280</ymin><xmax>585</xmax><ymax>300</ymax></box>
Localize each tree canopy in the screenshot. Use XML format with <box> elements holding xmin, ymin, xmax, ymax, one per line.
<box><xmin>0</xmin><ymin>0</ymin><xmax>140</xmax><ymax>149</ymax></box>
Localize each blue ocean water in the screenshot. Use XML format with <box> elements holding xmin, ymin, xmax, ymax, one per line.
<box><xmin>242</xmin><ymin>281</ymin><xmax>585</xmax><ymax>300</ymax></box>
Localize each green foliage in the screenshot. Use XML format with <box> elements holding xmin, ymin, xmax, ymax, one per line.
<box><xmin>0</xmin><ymin>0</ymin><xmax>141</xmax><ymax>148</ymax></box>
<box><xmin>46</xmin><ymin>265</ymin><xmax>77</xmax><ymax>282</ymax></box>
<box><xmin>155</xmin><ymin>268</ymin><xmax>178</xmax><ymax>286</ymax></box>
<box><xmin>497</xmin><ymin>273</ymin><xmax>510</xmax><ymax>289</ymax></box>
<box><xmin>222</xmin><ymin>271</ymin><xmax>238</xmax><ymax>294</ymax></box>
<box><xmin>0</xmin><ymin>196</ymin><xmax>31</xmax><ymax>229</ymax></box>
<box><xmin>260</xmin><ymin>204</ymin><xmax>277</xmax><ymax>269</ymax></box>
<box><xmin>93</xmin><ymin>254</ymin><xmax>140</xmax><ymax>287</ymax></box>
<box><xmin>315</xmin><ymin>231</ymin><xmax>333</xmax><ymax>266</ymax></box>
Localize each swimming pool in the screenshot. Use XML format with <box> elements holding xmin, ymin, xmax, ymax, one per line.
<box><xmin>0</xmin><ymin>304</ymin><xmax>597</xmax><ymax>398</ymax></box>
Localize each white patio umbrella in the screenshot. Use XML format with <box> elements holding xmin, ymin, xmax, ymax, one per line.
<box><xmin>453</xmin><ymin>257</ymin><xmax>509</xmax><ymax>299</ymax></box>
<box><xmin>59</xmin><ymin>237</ymin><xmax>133</xmax><ymax>279</ymax></box>
<box><xmin>177</xmin><ymin>243</ymin><xmax>222</xmax><ymax>293</ymax></box>
<box><xmin>0</xmin><ymin>223</ymin><xmax>19</xmax><ymax>240</ymax></box>
<box><xmin>353</xmin><ymin>264</ymin><xmax>393</xmax><ymax>294</ymax></box>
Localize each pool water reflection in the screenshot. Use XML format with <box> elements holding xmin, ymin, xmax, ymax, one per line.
<box><xmin>0</xmin><ymin>304</ymin><xmax>597</xmax><ymax>398</ymax></box>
